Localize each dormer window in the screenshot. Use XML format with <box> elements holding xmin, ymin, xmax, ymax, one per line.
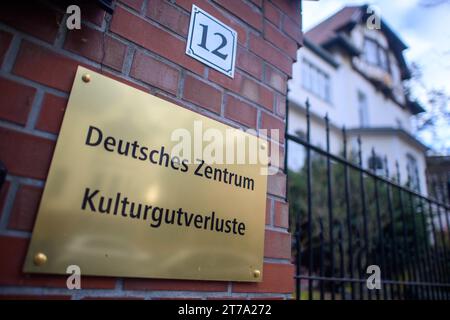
<box><xmin>363</xmin><ymin>37</ymin><xmax>390</xmax><ymax>73</ymax></box>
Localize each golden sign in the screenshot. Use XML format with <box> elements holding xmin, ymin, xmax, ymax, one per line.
<box><xmin>23</xmin><ymin>66</ymin><xmax>268</xmax><ymax>282</ymax></box>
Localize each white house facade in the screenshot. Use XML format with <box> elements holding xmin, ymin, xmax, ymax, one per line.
<box><xmin>287</xmin><ymin>5</ymin><xmax>428</xmax><ymax>193</ymax></box>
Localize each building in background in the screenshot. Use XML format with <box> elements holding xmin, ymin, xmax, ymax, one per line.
<box><xmin>287</xmin><ymin>4</ymin><xmax>428</xmax><ymax>193</ymax></box>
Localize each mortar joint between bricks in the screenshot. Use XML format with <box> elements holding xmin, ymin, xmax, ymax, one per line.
<box><xmin>25</xmin><ymin>89</ymin><xmax>45</xmax><ymax>131</ymax></box>
<box><xmin>141</xmin><ymin>0</ymin><xmax>150</xmax><ymax>16</ymax></box>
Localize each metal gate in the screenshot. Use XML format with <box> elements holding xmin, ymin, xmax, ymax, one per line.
<box><xmin>286</xmin><ymin>100</ymin><xmax>450</xmax><ymax>300</ymax></box>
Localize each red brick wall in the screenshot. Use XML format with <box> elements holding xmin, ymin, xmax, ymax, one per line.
<box><xmin>0</xmin><ymin>0</ymin><xmax>302</xmax><ymax>300</ymax></box>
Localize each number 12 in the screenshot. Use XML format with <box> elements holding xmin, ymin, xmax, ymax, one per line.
<box><xmin>197</xmin><ymin>24</ymin><xmax>228</xmax><ymax>60</ymax></box>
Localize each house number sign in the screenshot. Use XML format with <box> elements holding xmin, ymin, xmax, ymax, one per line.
<box><xmin>185</xmin><ymin>5</ymin><xmax>237</xmax><ymax>78</ymax></box>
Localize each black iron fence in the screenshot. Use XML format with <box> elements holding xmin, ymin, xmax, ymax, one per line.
<box><xmin>286</xmin><ymin>100</ymin><xmax>450</xmax><ymax>300</ymax></box>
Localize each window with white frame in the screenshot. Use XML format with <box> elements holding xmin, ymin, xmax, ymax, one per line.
<box><xmin>301</xmin><ymin>58</ymin><xmax>331</xmax><ymax>103</ymax></box>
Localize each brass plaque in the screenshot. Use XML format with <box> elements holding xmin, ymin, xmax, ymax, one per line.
<box><xmin>23</xmin><ymin>66</ymin><xmax>268</xmax><ymax>282</ymax></box>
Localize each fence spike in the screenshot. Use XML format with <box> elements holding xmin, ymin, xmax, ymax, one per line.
<box><xmin>396</xmin><ymin>160</ymin><xmax>401</xmax><ymax>183</ymax></box>
<box><xmin>342</xmin><ymin>126</ymin><xmax>347</xmax><ymax>159</ymax></box>
<box><xmin>406</xmin><ymin>163</ymin><xmax>411</xmax><ymax>188</ymax></box>
<box><xmin>371</xmin><ymin>147</ymin><xmax>376</xmax><ymax>173</ymax></box>
<box><xmin>414</xmin><ymin>166</ymin><xmax>422</xmax><ymax>195</ymax></box>
<box><xmin>305</xmin><ymin>99</ymin><xmax>311</xmax><ymax>144</ymax></box>
<box><xmin>384</xmin><ymin>155</ymin><xmax>390</xmax><ymax>178</ymax></box>
<box><xmin>357</xmin><ymin>135</ymin><xmax>362</xmax><ymax>167</ymax></box>
<box><xmin>325</xmin><ymin>113</ymin><xmax>330</xmax><ymax>153</ymax></box>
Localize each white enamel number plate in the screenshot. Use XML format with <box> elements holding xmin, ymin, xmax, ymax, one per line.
<box><xmin>185</xmin><ymin>5</ymin><xmax>238</xmax><ymax>78</ymax></box>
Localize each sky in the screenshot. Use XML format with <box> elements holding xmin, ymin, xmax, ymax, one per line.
<box><xmin>302</xmin><ymin>0</ymin><xmax>450</xmax><ymax>154</ymax></box>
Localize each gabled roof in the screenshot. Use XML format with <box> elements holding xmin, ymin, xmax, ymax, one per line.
<box><xmin>305</xmin><ymin>4</ymin><xmax>411</xmax><ymax>79</ymax></box>
<box><xmin>305</xmin><ymin>6</ymin><xmax>362</xmax><ymax>46</ymax></box>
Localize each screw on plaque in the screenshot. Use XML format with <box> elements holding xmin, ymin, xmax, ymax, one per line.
<box><xmin>82</xmin><ymin>74</ymin><xmax>91</xmax><ymax>83</ymax></box>
<box><xmin>33</xmin><ymin>252</ymin><xmax>47</xmax><ymax>266</ymax></box>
